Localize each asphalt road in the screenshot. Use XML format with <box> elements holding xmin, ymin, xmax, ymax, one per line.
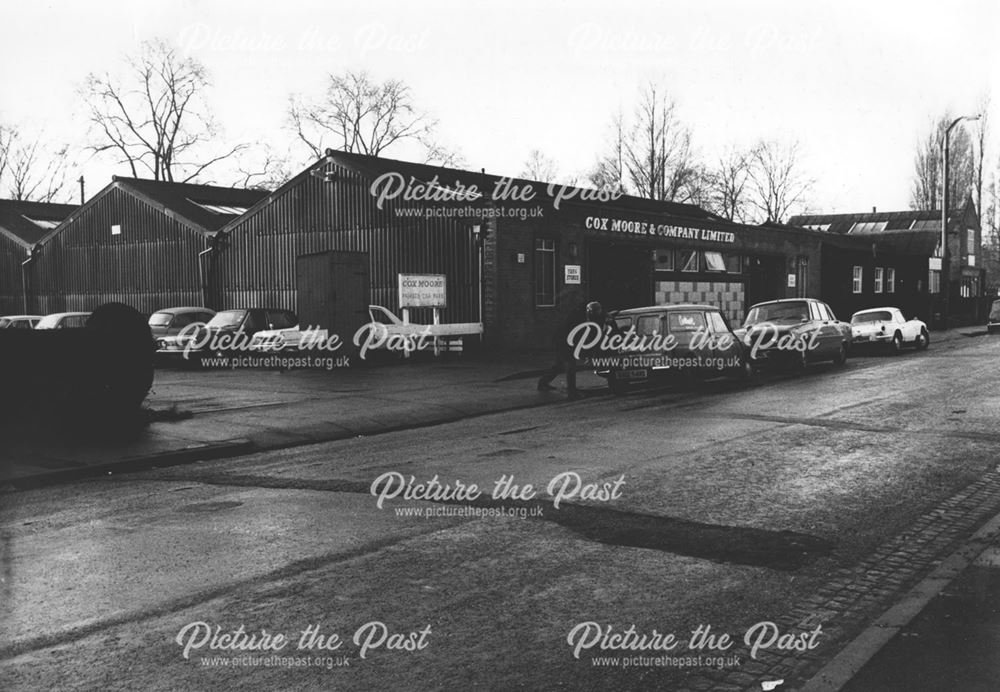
<box><xmin>2</xmin><ymin>334</ymin><xmax>999</xmax><ymax>691</ymax></box>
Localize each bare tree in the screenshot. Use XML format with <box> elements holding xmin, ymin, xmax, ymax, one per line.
<box><xmin>590</xmin><ymin>84</ymin><xmax>699</xmax><ymax>202</ymax></box>
<box><xmin>972</xmin><ymin>95</ymin><xmax>990</xmax><ymax>213</ymax></box>
<box><xmin>909</xmin><ymin>113</ymin><xmax>977</xmax><ymax>211</ymax></box>
<box><xmin>520</xmin><ymin>149</ymin><xmax>559</xmax><ymax>183</ymax></box>
<box><xmin>81</xmin><ymin>38</ymin><xmax>244</xmax><ymax>183</ymax></box>
<box><xmin>289</xmin><ymin>70</ymin><xmax>438</xmax><ymax>160</ymax></box>
<box><xmin>0</xmin><ymin>124</ymin><xmax>70</xmax><ymax>202</ymax></box>
<box><xmin>620</xmin><ymin>83</ymin><xmax>699</xmax><ymax>203</ymax></box>
<box><xmin>704</xmin><ymin>146</ymin><xmax>754</xmax><ymax>222</ymax></box>
<box><xmin>232</xmin><ymin>144</ymin><xmax>295</xmax><ymax>191</ymax></box>
<box><xmin>746</xmin><ymin>140</ymin><xmax>813</xmax><ymax>224</ymax></box>
<box><xmin>588</xmin><ymin>110</ymin><xmax>625</xmax><ymax>192</ymax></box>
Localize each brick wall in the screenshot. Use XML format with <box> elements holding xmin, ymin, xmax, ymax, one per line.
<box><xmin>654</xmin><ymin>280</ymin><xmax>745</xmax><ymax>325</ymax></box>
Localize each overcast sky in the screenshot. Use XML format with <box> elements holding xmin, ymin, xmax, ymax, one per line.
<box><xmin>2</xmin><ymin>0</ymin><xmax>997</xmax><ymax>214</ymax></box>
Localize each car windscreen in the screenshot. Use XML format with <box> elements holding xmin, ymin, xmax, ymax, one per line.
<box><xmin>35</xmin><ymin>314</ymin><xmax>64</xmax><ymax>329</ymax></box>
<box><xmin>207</xmin><ymin>310</ymin><xmax>247</xmax><ymax>328</ymax></box>
<box><xmin>851</xmin><ymin>310</ymin><xmax>893</xmax><ymax>324</ymax></box>
<box><xmin>744</xmin><ymin>302</ymin><xmax>809</xmax><ymax>325</ymax></box>
<box><xmin>991</xmin><ymin>301</ymin><xmax>1000</xmax><ymax>318</ymax></box>
<box><xmin>148</xmin><ymin>312</ymin><xmax>173</xmax><ymax>327</ymax></box>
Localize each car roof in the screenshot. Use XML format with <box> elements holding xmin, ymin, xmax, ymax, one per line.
<box><xmin>44</xmin><ymin>312</ymin><xmax>91</xmax><ymax>317</ymax></box>
<box><xmin>852</xmin><ymin>307</ymin><xmax>900</xmax><ymax>314</ymax></box>
<box><xmin>614</xmin><ymin>303</ymin><xmax>721</xmax><ymax>316</ymax></box>
<box><xmin>153</xmin><ymin>306</ymin><xmax>215</xmax><ymax>314</ymax></box>
<box><xmin>748</xmin><ymin>298</ymin><xmax>818</xmax><ymax>308</ymax></box>
<box><xmin>0</xmin><ymin>314</ymin><xmax>43</xmax><ymax>319</ymax></box>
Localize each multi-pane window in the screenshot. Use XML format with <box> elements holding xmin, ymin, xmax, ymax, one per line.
<box><xmin>928</xmin><ymin>269</ymin><xmax>940</xmax><ymax>294</ymax></box>
<box><xmin>680</xmin><ymin>250</ymin><xmax>699</xmax><ymax>272</ymax></box>
<box><xmin>887</xmin><ymin>268</ymin><xmax>895</xmax><ymax>294</ymax></box>
<box><xmin>852</xmin><ymin>266</ymin><xmax>863</xmax><ymax>294</ymax></box>
<box><xmin>534</xmin><ymin>238</ymin><xmax>556</xmax><ymax>307</ymax></box>
<box><xmin>874</xmin><ymin>267</ymin><xmax>884</xmax><ymax>294</ymax></box>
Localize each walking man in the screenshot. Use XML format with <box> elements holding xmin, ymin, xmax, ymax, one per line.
<box><xmin>537</xmin><ymin>301</ymin><xmax>606</xmax><ymax>398</ymax></box>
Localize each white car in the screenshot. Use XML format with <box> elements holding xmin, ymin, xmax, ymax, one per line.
<box><xmin>850</xmin><ymin>307</ymin><xmax>929</xmax><ymax>352</ymax></box>
<box><xmin>0</xmin><ymin>314</ymin><xmax>43</xmax><ymax>329</ymax></box>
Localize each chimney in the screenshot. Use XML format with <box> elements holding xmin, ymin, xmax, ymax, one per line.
<box><xmin>78</xmin><ymin>176</ymin><xmax>85</xmax><ymax>204</ymax></box>
<box><xmin>872</xmin><ymin>206</ymin><xmax>876</xmax><ymax>214</ymax></box>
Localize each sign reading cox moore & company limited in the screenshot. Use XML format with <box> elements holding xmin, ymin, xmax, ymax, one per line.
<box><xmin>399</xmin><ymin>274</ymin><xmax>447</xmax><ymax>309</ymax></box>
<box><xmin>585</xmin><ymin>216</ymin><xmax>737</xmax><ymax>244</ymax></box>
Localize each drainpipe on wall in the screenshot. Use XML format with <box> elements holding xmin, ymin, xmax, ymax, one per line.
<box><xmin>197</xmin><ymin>243</ymin><xmax>215</xmax><ymax>308</ymax></box>
<box><xmin>20</xmin><ymin>245</ymin><xmax>38</xmax><ymax>314</ymax></box>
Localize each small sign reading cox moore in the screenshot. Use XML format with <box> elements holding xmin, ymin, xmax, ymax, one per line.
<box><xmin>399</xmin><ymin>274</ymin><xmax>447</xmax><ymax>308</ymax></box>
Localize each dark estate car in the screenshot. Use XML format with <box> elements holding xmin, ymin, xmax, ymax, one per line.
<box><xmin>185</xmin><ymin>308</ymin><xmax>299</xmax><ymax>356</ymax></box>
<box><xmin>34</xmin><ymin>312</ymin><xmax>92</xmax><ymax>329</ymax></box>
<box><xmin>150</xmin><ymin>306</ymin><xmax>217</xmax><ymax>353</ymax></box>
<box><xmin>593</xmin><ymin>303</ymin><xmax>752</xmax><ymax>393</ymax></box>
<box><xmin>988</xmin><ymin>299</ymin><xmax>1000</xmax><ymax>335</ymax></box>
<box><xmin>736</xmin><ymin>298</ymin><xmax>851</xmax><ymax>371</ymax></box>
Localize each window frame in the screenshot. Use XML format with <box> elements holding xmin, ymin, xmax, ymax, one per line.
<box><xmin>534</xmin><ymin>237</ymin><xmax>557</xmax><ymax>307</ymax></box>
<box><xmin>886</xmin><ymin>268</ymin><xmax>895</xmax><ymax>294</ymax></box>
<box><xmin>874</xmin><ymin>267</ymin><xmax>884</xmax><ymax>294</ymax></box>
<box><xmin>852</xmin><ymin>266</ymin><xmax>863</xmax><ymax>294</ymax></box>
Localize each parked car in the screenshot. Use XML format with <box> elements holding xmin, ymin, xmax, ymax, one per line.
<box><xmin>0</xmin><ymin>315</ymin><xmax>43</xmax><ymax>329</ymax></box>
<box><xmin>735</xmin><ymin>298</ymin><xmax>851</xmax><ymax>372</ymax></box>
<box><xmin>988</xmin><ymin>299</ymin><xmax>1000</xmax><ymax>335</ymax></box>
<box><xmin>182</xmin><ymin>308</ymin><xmax>298</xmax><ymax>356</ymax></box>
<box><xmin>850</xmin><ymin>307</ymin><xmax>929</xmax><ymax>352</ymax></box>
<box><xmin>150</xmin><ymin>307</ymin><xmax>216</xmax><ymax>353</ymax></box>
<box><xmin>248</xmin><ymin>322</ymin><xmax>329</xmax><ymax>352</ymax></box>
<box><xmin>592</xmin><ymin>303</ymin><xmax>753</xmax><ymax>394</ymax></box>
<box><xmin>34</xmin><ymin>312</ymin><xmax>91</xmax><ymax>329</ymax></box>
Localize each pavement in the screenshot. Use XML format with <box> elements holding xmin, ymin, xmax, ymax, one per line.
<box><xmin>0</xmin><ymin>348</ymin><xmax>610</xmax><ymax>489</ymax></box>
<box><xmin>1</xmin><ymin>324</ymin><xmax>996</xmax><ymax>691</ymax></box>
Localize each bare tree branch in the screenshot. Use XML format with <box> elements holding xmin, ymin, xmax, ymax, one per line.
<box><xmin>287</xmin><ymin>70</ymin><xmax>442</xmax><ymax>161</ymax></box>
<box><xmin>80</xmin><ymin>38</ymin><xmax>241</xmax><ymax>183</ymax></box>
<box><xmin>746</xmin><ymin>140</ymin><xmax>813</xmax><ymax>224</ymax></box>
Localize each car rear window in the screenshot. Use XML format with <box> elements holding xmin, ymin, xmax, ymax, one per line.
<box><xmin>148</xmin><ymin>312</ymin><xmax>173</xmax><ymax>327</ymax></box>
<box><xmin>667</xmin><ymin>311</ymin><xmax>706</xmax><ymax>332</ymax></box>
<box><xmin>852</xmin><ymin>310</ymin><xmax>893</xmax><ymax>324</ymax></box>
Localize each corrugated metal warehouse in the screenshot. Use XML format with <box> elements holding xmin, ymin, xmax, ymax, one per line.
<box><xmin>0</xmin><ymin>199</ymin><xmax>77</xmax><ymax>314</ymax></box>
<box><xmin>5</xmin><ymin>149</ymin><xmax>978</xmax><ymax>347</ymax></box>
<box><xmin>28</xmin><ymin>178</ymin><xmax>267</xmax><ymax>314</ymax></box>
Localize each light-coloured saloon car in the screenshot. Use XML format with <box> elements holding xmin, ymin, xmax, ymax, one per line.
<box><xmin>850</xmin><ymin>307</ymin><xmax>928</xmax><ymax>352</ymax></box>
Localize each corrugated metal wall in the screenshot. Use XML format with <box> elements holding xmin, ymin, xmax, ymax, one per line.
<box><xmin>216</xmin><ymin>161</ymin><xmax>480</xmax><ymax>325</ymax></box>
<box><xmin>0</xmin><ymin>235</ymin><xmax>28</xmax><ymax>314</ymax></box>
<box><xmin>31</xmin><ymin>187</ymin><xmax>205</xmax><ymax>315</ymax></box>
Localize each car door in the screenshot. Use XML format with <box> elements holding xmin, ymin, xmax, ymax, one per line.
<box><xmin>808</xmin><ymin>302</ymin><xmax>837</xmax><ymax>360</ymax></box>
<box><xmin>706</xmin><ymin>310</ymin><xmax>743</xmax><ymax>369</ymax></box>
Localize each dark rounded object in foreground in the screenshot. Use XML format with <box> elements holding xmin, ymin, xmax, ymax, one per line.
<box><xmin>0</xmin><ymin>302</ymin><xmax>154</xmax><ymax>428</ymax></box>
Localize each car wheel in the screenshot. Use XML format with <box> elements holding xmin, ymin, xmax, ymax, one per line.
<box><xmin>791</xmin><ymin>349</ymin><xmax>807</xmax><ymax>375</ymax></box>
<box><xmin>832</xmin><ymin>342</ymin><xmax>847</xmax><ymax>365</ymax></box>
<box><xmin>916</xmin><ymin>330</ymin><xmax>929</xmax><ymax>350</ymax></box>
<box><xmin>608</xmin><ymin>378</ymin><xmax>628</xmax><ymax>396</ymax></box>
<box><xmin>735</xmin><ymin>357</ymin><xmax>755</xmax><ymax>381</ymax></box>
<box><xmin>890</xmin><ymin>332</ymin><xmax>903</xmax><ymax>354</ymax></box>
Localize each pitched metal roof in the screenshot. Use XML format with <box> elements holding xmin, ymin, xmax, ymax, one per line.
<box><xmin>0</xmin><ymin>198</ymin><xmax>78</xmax><ymax>247</ymax></box>
<box><xmin>789</xmin><ymin>209</ymin><xmax>959</xmax><ymax>235</ymax></box>
<box><xmin>325</xmin><ymin>149</ymin><xmax>723</xmax><ymax>222</ymax></box>
<box><xmin>113</xmin><ymin>177</ymin><xmax>270</xmax><ymax>232</ymax></box>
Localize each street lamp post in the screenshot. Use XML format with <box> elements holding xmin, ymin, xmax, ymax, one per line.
<box><xmin>941</xmin><ymin>114</ymin><xmax>980</xmax><ymax>329</ymax></box>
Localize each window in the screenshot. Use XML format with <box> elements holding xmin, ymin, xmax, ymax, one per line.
<box><xmin>680</xmin><ymin>250</ymin><xmax>699</xmax><ymax>272</ymax></box>
<box><xmin>636</xmin><ymin>315</ymin><xmax>662</xmax><ymax>336</ymax></box>
<box><xmin>704</xmin><ymin>251</ymin><xmax>726</xmax><ymax>272</ymax></box>
<box><xmin>852</xmin><ymin>266</ymin><xmax>863</xmax><ymax>294</ymax></box>
<box><xmin>667</xmin><ymin>311</ymin><xmax>707</xmax><ymax>332</ymax></box>
<box><xmin>822</xmin><ymin>303</ymin><xmax>838</xmax><ymax>321</ymax></box>
<box><xmin>534</xmin><ymin>238</ymin><xmax>556</xmax><ymax>307</ymax></box>
<box><xmin>887</xmin><ymin>268</ymin><xmax>895</xmax><ymax>294</ymax></box>
<box><xmin>967</xmin><ymin>227</ymin><xmax>976</xmax><ymax>254</ymax></box>
<box><xmin>707</xmin><ymin>312</ymin><xmax>729</xmax><ymax>333</ymax></box>
<box><xmin>929</xmin><ymin>269</ymin><xmax>940</xmax><ymax>294</ymax></box>
<box><xmin>874</xmin><ymin>267</ymin><xmax>884</xmax><ymax>294</ymax></box>
<box><xmin>653</xmin><ymin>249</ymin><xmax>674</xmax><ymax>271</ymax></box>
<box><xmin>725</xmin><ymin>254</ymin><xmax>742</xmax><ymax>273</ymax></box>
<box><xmin>188</xmin><ymin>199</ymin><xmax>251</xmax><ymax>215</ymax></box>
